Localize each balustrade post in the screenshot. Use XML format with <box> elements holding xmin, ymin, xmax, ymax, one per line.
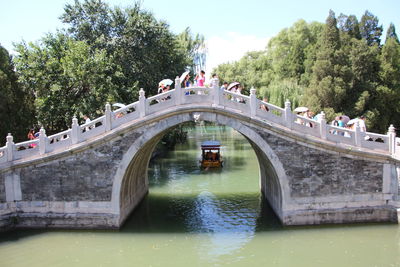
<box><xmin>71</xmin><ymin>116</ymin><xmax>80</xmax><ymax>144</ymax></box>
<box><xmin>319</xmin><ymin>111</ymin><xmax>327</xmax><ymax>140</ymax></box>
<box><xmin>213</xmin><ymin>78</ymin><xmax>220</xmax><ymax>106</ymax></box>
<box><xmin>39</xmin><ymin>127</ymin><xmax>48</xmax><ymax>155</ymax></box>
<box><xmin>139</xmin><ymin>88</ymin><xmax>146</xmax><ymax>118</ymax></box>
<box><xmin>5</xmin><ymin>133</ymin><xmax>14</xmax><ymax>161</ymax></box>
<box><xmin>105</xmin><ymin>102</ymin><xmax>112</xmax><ymax>131</ymax></box>
<box><xmin>250</xmin><ymin>87</ymin><xmax>257</xmax><ymax>118</ymax></box>
<box><xmin>354</xmin><ymin>121</ymin><xmax>361</xmax><ymax>147</ymax></box>
<box><xmin>388</xmin><ymin>124</ymin><xmax>396</xmax><ymax>155</ymax></box>
<box><xmin>284</xmin><ymin>100</ymin><xmax>292</xmax><ymax>129</ymax></box>
<box><xmin>174</xmin><ymin>76</ymin><xmax>182</xmax><ymax>105</ymax></box>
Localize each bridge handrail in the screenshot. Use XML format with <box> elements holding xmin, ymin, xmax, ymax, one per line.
<box><xmin>114</xmin><ymin>102</ymin><xmax>137</xmax><ymax>115</ymax></box>
<box><xmin>255</xmin><ymin>99</ymin><xmax>285</xmax><ymax>125</ymax></box>
<box><xmin>396</xmin><ymin>138</ymin><xmax>400</xmax><ymax>158</ymax></box>
<box><xmin>0</xmin><ymin>77</ymin><xmax>397</xmax><ymax>163</ymax></box>
<box><xmin>48</xmin><ymin>129</ymin><xmax>71</xmax><ymax>142</ymax></box>
<box><xmin>258</xmin><ymin>99</ymin><xmax>284</xmax><ymax>113</ymax></box>
<box><xmin>112</xmin><ymin>101</ymin><xmax>140</xmax><ymax>128</ymax></box>
<box><xmin>47</xmin><ymin>129</ymin><xmax>72</xmax><ymax>153</ymax></box>
<box><xmin>220</xmin><ymin>90</ymin><xmax>251</xmax><ymax>113</ymax></box>
<box><xmin>147</xmin><ymin>90</ymin><xmax>175</xmax><ymax>103</ymax></box>
<box><xmin>183</xmin><ymin>86</ymin><xmax>212</xmax><ymax>95</ymax></box>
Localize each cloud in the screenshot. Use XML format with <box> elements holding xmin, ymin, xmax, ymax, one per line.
<box><xmin>205</xmin><ymin>32</ymin><xmax>270</xmax><ymax>73</ymax></box>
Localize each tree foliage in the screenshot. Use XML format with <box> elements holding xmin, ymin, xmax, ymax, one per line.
<box><xmin>0</xmin><ymin>45</ymin><xmax>34</xmax><ymax>144</ymax></box>
<box><xmin>214</xmin><ymin>10</ymin><xmax>400</xmax><ymax>133</ymax></box>
<box><xmin>60</xmin><ymin>0</ymin><xmax>190</xmax><ymax>96</ymax></box>
<box><xmin>359</xmin><ymin>10</ymin><xmax>383</xmax><ymax>46</ymax></box>
<box><xmin>386</xmin><ymin>23</ymin><xmax>399</xmax><ymax>43</ymax></box>
<box><xmin>10</xmin><ymin>0</ymin><xmax>203</xmax><ymax>136</ymax></box>
<box><xmin>14</xmin><ymin>34</ymin><xmax>125</xmax><ymax>132</ymax></box>
<box><xmin>176</xmin><ymin>27</ymin><xmax>207</xmax><ymax>74</ymax></box>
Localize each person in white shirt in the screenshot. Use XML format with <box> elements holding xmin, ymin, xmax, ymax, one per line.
<box><xmin>358</xmin><ymin>116</ymin><xmax>367</xmax><ymax>132</ymax></box>
<box><xmin>83</xmin><ymin>115</ymin><xmax>92</xmax><ymax>131</ymax></box>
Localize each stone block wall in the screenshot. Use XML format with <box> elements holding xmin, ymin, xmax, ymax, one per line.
<box><xmin>15</xmin><ymin>130</ymin><xmax>144</xmax><ymax>202</ymax></box>
<box><xmin>255</xmin><ymin>128</ymin><xmax>384</xmax><ymax>199</ymax></box>
<box><xmin>0</xmin><ymin>174</ymin><xmax>5</xmax><ymax>202</ymax></box>
<box><xmin>19</xmin><ymin>150</ymin><xmax>116</xmax><ymax>202</ymax></box>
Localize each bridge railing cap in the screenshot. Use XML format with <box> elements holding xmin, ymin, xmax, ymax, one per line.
<box><xmin>6</xmin><ymin>133</ymin><xmax>13</xmax><ymax>143</ymax></box>
<box><xmin>284</xmin><ymin>100</ymin><xmax>291</xmax><ymax>109</ymax></box>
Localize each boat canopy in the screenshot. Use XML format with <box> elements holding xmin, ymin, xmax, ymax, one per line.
<box><xmin>201</xmin><ymin>141</ymin><xmax>221</xmax><ymax>149</ymax></box>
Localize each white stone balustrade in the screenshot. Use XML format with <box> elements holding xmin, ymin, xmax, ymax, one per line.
<box><xmin>0</xmin><ymin>77</ymin><xmax>398</xmax><ymax>163</ymax></box>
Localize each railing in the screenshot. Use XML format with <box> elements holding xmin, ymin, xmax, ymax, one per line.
<box><xmin>0</xmin><ymin>76</ymin><xmax>398</xmax><ymax>164</ymax></box>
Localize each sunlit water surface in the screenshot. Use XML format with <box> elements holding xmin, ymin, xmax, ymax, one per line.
<box><xmin>0</xmin><ymin>126</ymin><xmax>399</xmax><ymax>267</ymax></box>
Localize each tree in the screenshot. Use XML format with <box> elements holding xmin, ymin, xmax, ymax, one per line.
<box><xmin>347</xmin><ymin>38</ymin><xmax>380</xmax><ymax>124</ymax></box>
<box><xmin>359</xmin><ymin>10</ymin><xmax>383</xmax><ymax>46</ymax></box>
<box><xmin>14</xmin><ymin>33</ymin><xmax>128</xmax><ymax>133</ymax></box>
<box><xmin>338</xmin><ymin>14</ymin><xmax>361</xmax><ymax>39</ymax></box>
<box><xmin>0</xmin><ymin>45</ymin><xmax>34</xmax><ymax>144</ymax></box>
<box><xmin>60</xmin><ymin>0</ymin><xmax>113</xmax><ymax>48</ymax></box>
<box><xmin>385</xmin><ymin>23</ymin><xmax>399</xmax><ymax>43</ymax></box>
<box><xmin>60</xmin><ymin>0</ymin><xmax>189</xmax><ymax>97</ymax></box>
<box><xmin>176</xmin><ymin>27</ymin><xmax>206</xmax><ymax>74</ymax></box>
<box><xmin>212</xmin><ymin>10</ymin><xmax>399</xmax><ymax>133</ymax></box>
<box><xmin>303</xmin><ymin>10</ymin><xmax>351</xmax><ymax>118</ymax></box>
<box><xmin>267</xmin><ymin>20</ymin><xmax>315</xmax><ymax>81</ymax></box>
<box><xmin>375</xmin><ymin>37</ymin><xmax>400</xmax><ymax>131</ymax></box>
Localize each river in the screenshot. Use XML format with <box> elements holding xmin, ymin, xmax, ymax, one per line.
<box><xmin>0</xmin><ymin>125</ymin><xmax>399</xmax><ymax>267</ymax></box>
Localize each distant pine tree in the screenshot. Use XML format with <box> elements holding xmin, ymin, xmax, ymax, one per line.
<box><xmin>385</xmin><ymin>23</ymin><xmax>399</xmax><ymax>43</ymax></box>
<box><xmin>303</xmin><ymin>10</ymin><xmax>351</xmax><ymax>117</ymax></box>
<box><xmin>359</xmin><ymin>10</ymin><xmax>383</xmax><ymax>46</ymax></box>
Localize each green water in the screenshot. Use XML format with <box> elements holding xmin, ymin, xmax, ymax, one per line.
<box><xmin>0</xmin><ymin>126</ymin><xmax>399</xmax><ymax>267</ymax></box>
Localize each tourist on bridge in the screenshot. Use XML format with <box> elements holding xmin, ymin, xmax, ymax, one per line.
<box><xmin>158</xmin><ymin>79</ymin><xmax>173</xmax><ymax>93</ymax></box>
<box><xmin>180</xmin><ymin>71</ymin><xmax>191</xmax><ymax>88</ymax></box>
<box><xmin>260</xmin><ymin>97</ymin><xmax>269</xmax><ymax>111</ymax></box>
<box><xmin>338</xmin><ymin>116</ymin><xmax>345</xmax><ymax>128</ymax></box>
<box><xmin>27</xmin><ymin>129</ymin><xmax>37</xmax><ymax>148</ymax></box>
<box><xmin>236</xmin><ymin>85</ymin><xmax>245</xmax><ymax>103</ymax></box>
<box><xmin>304</xmin><ymin>111</ymin><xmax>314</xmax><ymax>127</ymax></box>
<box><xmin>209</xmin><ymin>74</ymin><xmax>218</xmax><ymax>88</ymax></box>
<box><xmin>227</xmin><ymin>82</ymin><xmax>239</xmax><ymax>101</ymax></box>
<box><xmin>227</xmin><ymin>82</ymin><xmax>239</xmax><ymax>93</ymax></box>
<box><xmin>195</xmin><ymin>70</ymin><xmax>206</xmax><ymax>87</ymax></box>
<box><xmin>359</xmin><ymin>116</ymin><xmax>367</xmax><ymax>132</ymax></box>
<box><xmin>83</xmin><ymin>115</ymin><xmax>93</xmax><ymax>132</ymax></box>
<box><xmin>220</xmin><ymin>82</ymin><xmax>228</xmax><ymax>90</ymax></box>
<box><xmin>27</xmin><ymin>129</ymin><xmax>35</xmax><ymax>140</ymax></box>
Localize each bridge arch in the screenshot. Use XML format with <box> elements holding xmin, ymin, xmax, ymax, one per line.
<box><xmin>111</xmin><ymin>111</ymin><xmax>290</xmax><ymax>225</ymax></box>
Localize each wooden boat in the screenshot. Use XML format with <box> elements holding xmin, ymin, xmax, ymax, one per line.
<box><xmin>200</xmin><ymin>141</ymin><xmax>223</xmax><ymax>168</ymax></box>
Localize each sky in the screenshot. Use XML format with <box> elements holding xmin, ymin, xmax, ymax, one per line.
<box><xmin>1</xmin><ymin>0</ymin><xmax>399</xmax><ymax>72</ymax></box>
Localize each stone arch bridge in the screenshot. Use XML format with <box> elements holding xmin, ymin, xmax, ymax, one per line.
<box><xmin>1</xmin><ymin>78</ymin><xmax>400</xmax><ymax>230</ymax></box>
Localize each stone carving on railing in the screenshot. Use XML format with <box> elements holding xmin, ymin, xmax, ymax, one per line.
<box><xmin>0</xmin><ymin>77</ymin><xmax>398</xmax><ymax>163</ymax></box>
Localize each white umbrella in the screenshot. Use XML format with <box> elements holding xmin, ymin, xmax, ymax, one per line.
<box><xmin>112</xmin><ymin>103</ymin><xmax>126</xmax><ymax>109</ymax></box>
<box><xmin>180</xmin><ymin>71</ymin><xmax>190</xmax><ymax>83</ymax></box>
<box><xmin>159</xmin><ymin>79</ymin><xmax>173</xmax><ymax>87</ymax></box>
<box><xmin>293</xmin><ymin>106</ymin><xmax>309</xmax><ymax>113</ymax></box>
<box><xmin>347</xmin><ymin>118</ymin><xmax>360</xmax><ymax>125</ymax></box>
<box><xmin>314</xmin><ymin>112</ymin><xmax>323</xmax><ymax>121</ymax></box>
<box><xmin>227</xmin><ymin>82</ymin><xmax>240</xmax><ymax>91</ymax></box>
